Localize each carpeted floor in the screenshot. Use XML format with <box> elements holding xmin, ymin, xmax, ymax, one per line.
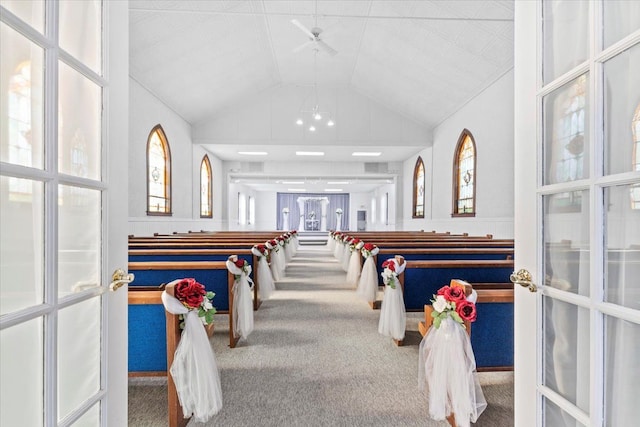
<box><xmin>129</xmin><ymin>246</ymin><xmax>513</xmax><ymax>426</ymax></box>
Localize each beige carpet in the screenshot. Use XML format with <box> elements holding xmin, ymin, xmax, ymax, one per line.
<box><xmin>129</xmin><ymin>246</ymin><xmax>513</xmax><ymax>426</ymax></box>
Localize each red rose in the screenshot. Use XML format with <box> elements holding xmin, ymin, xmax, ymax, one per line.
<box><xmin>174</xmin><ymin>278</ymin><xmax>205</xmax><ymax>309</ymax></box>
<box><xmin>456</xmin><ymin>300</ymin><xmax>477</xmax><ymax>322</ymax></box>
<box><xmin>436</xmin><ymin>286</ymin><xmax>449</xmax><ymax>296</ymax></box>
<box><xmin>444</xmin><ymin>286</ymin><xmax>466</xmax><ymax>303</ymax></box>
<box><xmin>363</xmin><ymin>243</ymin><xmax>375</xmax><ymax>251</ymax></box>
<box><xmin>257</xmin><ymin>244</ymin><xmax>266</xmax><ymax>252</ymax></box>
<box><xmin>352</xmin><ymin>239</ymin><xmax>360</xmax><ymax>245</ymax></box>
<box><xmin>234</xmin><ymin>259</ymin><xmax>245</xmax><ymax>269</ymax></box>
<box><xmin>270</xmin><ymin>240</ymin><xmax>277</xmax><ymax>246</ymax></box>
<box><xmin>381</xmin><ymin>260</ymin><xmax>396</xmax><ymax>271</ymax></box>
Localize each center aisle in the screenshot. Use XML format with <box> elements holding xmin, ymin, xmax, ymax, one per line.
<box><xmin>129</xmin><ymin>245</ymin><xmax>513</xmax><ymax>426</ymax></box>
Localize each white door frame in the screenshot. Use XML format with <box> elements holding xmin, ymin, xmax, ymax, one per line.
<box><xmin>0</xmin><ymin>1</ymin><xmax>129</xmax><ymax>425</ymax></box>
<box><xmin>515</xmin><ymin>1</ymin><xmax>640</xmax><ymax>426</ymax></box>
<box><xmin>105</xmin><ymin>1</ymin><xmax>129</xmax><ymax>425</ymax></box>
<box><xmin>513</xmin><ymin>1</ymin><xmax>539</xmax><ymax>425</ymax></box>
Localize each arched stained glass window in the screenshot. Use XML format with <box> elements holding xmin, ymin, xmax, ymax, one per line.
<box><xmin>412</xmin><ymin>156</ymin><xmax>425</xmax><ymax>218</ymax></box>
<box><xmin>200</xmin><ymin>155</ymin><xmax>212</xmax><ymax>218</ymax></box>
<box><xmin>632</xmin><ymin>104</ymin><xmax>640</xmax><ymax>209</ymax></box>
<box><xmin>453</xmin><ymin>129</ymin><xmax>476</xmax><ymax>216</ymax></box>
<box><xmin>146</xmin><ymin>125</ymin><xmax>171</xmax><ymax>215</ymax></box>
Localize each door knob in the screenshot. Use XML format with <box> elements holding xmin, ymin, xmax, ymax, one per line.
<box><xmin>110</xmin><ymin>269</ymin><xmax>134</xmax><ymax>291</ymax></box>
<box><xmin>510</xmin><ymin>269</ymin><xmax>537</xmax><ymax>292</ymax></box>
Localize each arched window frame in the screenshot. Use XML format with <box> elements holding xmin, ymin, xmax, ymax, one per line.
<box><xmin>200</xmin><ymin>155</ymin><xmax>213</xmax><ymax>218</ymax></box>
<box><xmin>452</xmin><ymin>129</ymin><xmax>477</xmax><ymax>217</ymax></box>
<box><xmin>412</xmin><ymin>156</ymin><xmax>425</xmax><ymax>218</ymax></box>
<box><xmin>146</xmin><ymin>124</ymin><xmax>172</xmax><ymax>215</ymax></box>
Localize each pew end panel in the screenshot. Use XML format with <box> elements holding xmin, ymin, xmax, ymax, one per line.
<box><xmin>128</xmin><ymin>290</ymin><xmax>167</xmax><ymax>375</ymax></box>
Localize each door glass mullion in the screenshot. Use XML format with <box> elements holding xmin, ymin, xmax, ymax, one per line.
<box><xmin>43</xmin><ymin>0</ymin><xmax>60</xmax><ymax>424</ymax></box>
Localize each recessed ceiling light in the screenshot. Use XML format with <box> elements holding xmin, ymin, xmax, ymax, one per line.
<box><xmin>295</xmin><ymin>119</ymin><xmax>303</xmax><ymax>125</ymax></box>
<box><xmin>238</xmin><ymin>151</ymin><xmax>268</xmax><ymax>155</ymax></box>
<box><xmin>327</xmin><ymin>181</ymin><xmax>349</xmax><ymax>185</ymax></box>
<box><xmin>282</xmin><ymin>181</ymin><xmax>304</xmax><ymax>185</ymax></box>
<box><xmin>308</xmin><ymin>125</ymin><xmax>316</xmax><ymax>132</ymax></box>
<box><xmin>324</xmin><ymin>188</ymin><xmax>342</xmax><ymax>192</ymax></box>
<box><xmin>287</xmin><ymin>188</ymin><xmax>306</xmax><ymax>192</ymax></box>
<box><xmin>296</xmin><ymin>151</ymin><xmax>324</xmax><ymax>156</ymax></box>
<box><xmin>352</xmin><ymin>152</ymin><xmax>382</xmax><ymax>157</ymax></box>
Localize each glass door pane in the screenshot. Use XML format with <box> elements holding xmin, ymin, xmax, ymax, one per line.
<box><xmin>59</xmin><ymin>0</ymin><xmax>102</xmax><ymax>74</ymax></box>
<box><xmin>0</xmin><ymin>22</ymin><xmax>44</xmax><ymax>169</ymax></box>
<box><xmin>604</xmin><ymin>316</ymin><xmax>640</xmax><ymax>424</ymax></box>
<box><xmin>58</xmin><ymin>185</ymin><xmax>101</xmax><ymax>297</ymax></box>
<box><xmin>603</xmin><ymin>1</ymin><xmax>640</xmax><ymax>49</ymax></box>
<box><xmin>543</xmin><ymin>191</ymin><xmax>590</xmax><ymax>296</ymax></box>
<box><xmin>603</xmin><ymin>43</ymin><xmax>640</xmax><ymax>176</ymax></box>
<box><xmin>0</xmin><ymin>177</ymin><xmax>44</xmax><ymax>315</ymax></box>
<box><xmin>542</xmin><ymin>0</ymin><xmax>589</xmax><ymax>82</ymax></box>
<box><xmin>543</xmin><ymin>297</ymin><xmax>590</xmax><ymax>411</ymax></box>
<box><xmin>58</xmin><ymin>61</ymin><xmax>102</xmax><ymax>180</ymax></box>
<box><xmin>0</xmin><ymin>0</ymin><xmax>45</xmax><ymax>33</ymax></box>
<box><xmin>0</xmin><ymin>317</ymin><xmax>44</xmax><ymax>427</ymax></box>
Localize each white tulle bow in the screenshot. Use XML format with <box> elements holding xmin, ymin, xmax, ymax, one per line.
<box><xmin>161</xmin><ymin>288</ymin><xmax>223</xmax><ymax>423</ymax></box>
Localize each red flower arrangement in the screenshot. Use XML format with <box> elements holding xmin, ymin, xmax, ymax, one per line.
<box><xmin>175</xmin><ymin>278</ymin><xmax>206</xmax><ymax>309</ymax></box>
<box><xmin>361</xmin><ymin>242</ymin><xmax>379</xmax><ymax>258</ymax></box>
<box><xmin>431</xmin><ymin>283</ymin><xmax>477</xmax><ymax>328</ymax></box>
<box><xmin>172</xmin><ymin>278</ymin><xmax>216</xmax><ymax>326</ymax></box>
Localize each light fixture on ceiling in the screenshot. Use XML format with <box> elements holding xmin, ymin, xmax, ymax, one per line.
<box><xmin>288</xmin><ymin>188</ymin><xmax>307</xmax><ymax>192</ymax></box>
<box><xmin>238</xmin><ymin>151</ymin><xmax>268</xmax><ymax>155</ymax></box>
<box><xmin>295</xmin><ymin>50</ymin><xmax>335</xmax><ymax>131</ymax></box>
<box><xmin>282</xmin><ymin>181</ymin><xmax>304</xmax><ymax>184</ymax></box>
<box><xmin>324</xmin><ymin>188</ymin><xmax>342</xmax><ymax>192</ymax></box>
<box><xmin>327</xmin><ymin>181</ymin><xmax>349</xmax><ymax>184</ymax></box>
<box><xmin>296</xmin><ymin>151</ymin><xmax>324</xmax><ymax>156</ymax></box>
<box><xmin>352</xmin><ymin>152</ymin><xmax>382</xmax><ymax>157</ymax></box>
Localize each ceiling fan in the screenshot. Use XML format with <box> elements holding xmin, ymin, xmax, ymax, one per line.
<box><xmin>291</xmin><ymin>19</ymin><xmax>338</xmax><ymax>57</ymax></box>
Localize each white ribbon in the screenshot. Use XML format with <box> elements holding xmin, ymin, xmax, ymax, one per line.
<box><xmin>356</xmin><ymin>256</ymin><xmax>379</xmax><ymax>302</ymax></box>
<box><xmin>257</xmin><ymin>257</ymin><xmax>275</xmax><ymax>300</ymax></box>
<box><xmin>418</xmin><ymin>317</ymin><xmax>487</xmax><ymax>426</ymax></box>
<box><xmin>161</xmin><ymin>288</ymin><xmax>223</xmax><ymax>423</ymax></box>
<box><xmin>378</xmin><ymin>257</ymin><xmax>407</xmax><ymax>340</ymax></box>
<box><xmin>226</xmin><ymin>257</ymin><xmax>254</xmax><ymax>339</ymax></box>
<box><xmin>345</xmin><ymin>249</ymin><xmax>362</xmax><ymax>287</ymax></box>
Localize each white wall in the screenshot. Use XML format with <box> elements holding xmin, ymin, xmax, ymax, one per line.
<box><xmin>129</xmin><ymin>79</ymin><xmax>192</xmax><ymax>219</ymax></box>
<box><xmin>192</xmin><ymin>145</ymin><xmax>225</xmax><ymax>229</ymax></box>
<box><xmin>128</xmin><ymin>80</ymin><xmax>227</xmax><ymax>235</ymax></box>
<box><xmin>401</xmin><ymin>70</ymin><xmax>515</xmax><ymax>238</ymax></box>
<box><xmin>255</xmin><ymin>191</ymin><xmax>277</xmax><ymax>231</ymax></box>
<box><xmin>227</xmin><ymin>182</ymin><xmax>258</xmax><ymax>231</ymax></box>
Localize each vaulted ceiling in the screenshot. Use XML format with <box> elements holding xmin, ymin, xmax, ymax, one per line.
<box><xmin>130</xmin><ymin>0</ymin><xmax>514</xmax><ymax>127</ymax></box>
<box><xmin>129</xmin><ymin>1</ymin><xmax>514</xmax><ymax>191</ymax></box>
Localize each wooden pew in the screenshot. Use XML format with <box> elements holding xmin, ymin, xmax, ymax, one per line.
<box><xmin>128</xmin><ymin>261</ymin><xmax>242</xmax><ymax>350</ymax></box>
<box><xmin>375</xmin><ymin>247</ymin><xmax>513</xmax><ymax>274</ymax></box>
<box><xmin>400</xmin><ymin>260</ymin><xmax>514</xmax><ymax>310</ymax></box>
<box><xmin>128</xmin><ymin>249</ymin><xmax>263</xmax><ymax>311</ymax></box>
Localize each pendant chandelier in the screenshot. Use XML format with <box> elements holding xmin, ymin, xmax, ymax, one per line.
<box><xmin>295</xmin><ymin>50</ymin><xmax>335</xmax><ymax>132</ymax></box>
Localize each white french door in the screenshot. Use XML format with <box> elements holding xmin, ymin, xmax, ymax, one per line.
<box><xmin>515</xmin><ymin>1</ymin><xmax>640</xmax><ymax>426</ymax></box>
<box><xmin>0</xmin><ymin>1</ymin><xmax>129</xmax><ymax>425</ymax></box>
